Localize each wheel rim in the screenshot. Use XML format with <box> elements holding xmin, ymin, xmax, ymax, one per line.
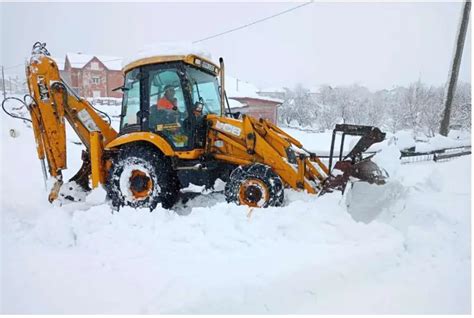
<box><xmin>129</xmin><ymin>169</ymin><xmax>152</xmax><ymax>200</ymax></box>
<box><xmin>238</xmin><ymin>178</ymin><xmax>269</xmax><ymax>207</ymax></box>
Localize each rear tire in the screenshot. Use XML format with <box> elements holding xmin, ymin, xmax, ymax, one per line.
<box><xmin>105</xmin><ymin>143</ymin><xmax>180</xmax><ymax>211</ymax></box>
<box><xmin>225</xmin><ymin>163</ymin><xmax>284</xmax><ymax>208</ymax></box>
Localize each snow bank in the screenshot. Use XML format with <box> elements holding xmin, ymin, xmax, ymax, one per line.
<box><xmin>123</xmin><ymin>42</ymin><xmax>213</xmax><ymax>68</ymax></box>
<box><xmin>415</xmin><ymin>133</ymin><xmax>470</xmax><ymax>152</ymax></box>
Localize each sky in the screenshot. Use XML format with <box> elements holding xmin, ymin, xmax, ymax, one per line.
<box><xmin>0</xmin><ymin>1</ymin><xmax>471</xmax><ymax>91</ymax></box>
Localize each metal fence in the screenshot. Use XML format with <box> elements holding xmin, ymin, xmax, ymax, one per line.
<box><xmin>400</xmin><ymin>145</ymin><xmax>471</xmax><ymax>164</ymax></box>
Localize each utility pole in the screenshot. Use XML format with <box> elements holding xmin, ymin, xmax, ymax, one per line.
<box><xmin>439</xmin><ymin>0</ymin><xmax>471</xmax><ymax>136</ymax></box>
<box><xmin>1</xmin><ymin>66</ymin><xmax>6</xmax><ymax>99</ymax></box>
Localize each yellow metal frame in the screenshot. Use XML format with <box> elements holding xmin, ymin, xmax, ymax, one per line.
<box><xmin>105</xmin><ymin>131</ymin><xmax>204</xmax><ymax>159</ymax></box>
<box><xmin>205</xmin><ymin>114</ymin><xmax>329</xmax><ymax>195</ymax></box>
<box><xmin>122</xmin><ymin>54</ymin><xmax>219</xmax><ymax>75</ymax></box>
<box><xmin>90</xmin><ymin>131</ymin><xmax>104</xmax><ymax>188</ymax></box>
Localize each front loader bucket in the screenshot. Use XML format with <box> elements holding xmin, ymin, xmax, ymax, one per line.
<box><xmin>321</xmin><ymin>157</ymin><xmax>388</xmax><ymax>193</ymax></box>
<box><xmin>349</xmin><ymin>159</ymin><xmax>388</xmax><ymax>185</ymax></box>
<box><xmin>321</xmin><ymin>124</ymin><xmax>388</xmax><ymax>194</ymax></box>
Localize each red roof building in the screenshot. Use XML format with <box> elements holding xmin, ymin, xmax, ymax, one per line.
<box><xmin>55</xmin><ymin>53</ymin><xmax>124</xmax><ymax>98</ymax></box>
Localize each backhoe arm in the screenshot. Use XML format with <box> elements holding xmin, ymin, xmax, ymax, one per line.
<box><xmin>26</xmin><ymin>43</ymin><xmax>118</xmax><ymax>201</ymax></box>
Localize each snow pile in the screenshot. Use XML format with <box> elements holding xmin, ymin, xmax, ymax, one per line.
<box><xmin>0</xmin><ymin>107</ymin><xmax>471</xmax><ymax>314</ymax></box>
<box><xmin>415</xmin><ymin>133</ymin><xmax>470</xmax><ymax>152</ymax></box>
<box><xmin>123</xmin><ymin>42</ymin><xmax>213</xmax><ymax>68</ymax></box>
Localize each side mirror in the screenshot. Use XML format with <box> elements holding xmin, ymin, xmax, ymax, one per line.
<box><xmin>112</xmin><ymin>85</ymin><xmax>129</xmax><ymax>92</ymax></box>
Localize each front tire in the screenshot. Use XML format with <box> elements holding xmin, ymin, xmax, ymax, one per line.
<box><xmin>105</xmin><ymin>143</ymin><xmax>180</xmax><ymax>211</ymax></box>
<box><xmin>225</xmin><ymin>163</ymin><xmax>284</xmax><ymax>208</ymax></box>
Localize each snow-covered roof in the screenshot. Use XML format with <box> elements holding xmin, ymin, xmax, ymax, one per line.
<box><xmin>123</xmin><ymin>42</ymin><xmax>213</xmax><ymax>68</ymax></box>
<box><xmin>227</xmin><ymin>98</ymin><xmax>248</xmax><ymax>109</ymax></box>
<box><xmin>66</xmin><ymin>52</ymin><xmax>123</xmax><ymax>70</ymax></box>
<box><xmin>226</xmin><ymin>76</ymin><xmax>283</xmax><ymax>103</ymax></box>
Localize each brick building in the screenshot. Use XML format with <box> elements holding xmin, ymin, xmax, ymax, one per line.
<box><xmin>226</xmin><ymin>76</ymin><xmax>282</xmax><ymax>124</ymax></box>
<box><xmin>54</xmin><ymin>53</ymin><xmax>123</xmax><ymax>98</ymax></box>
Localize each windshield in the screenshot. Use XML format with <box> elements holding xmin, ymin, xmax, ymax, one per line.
<box><xmin>186</xmin><ymin>66</ymin><xmax>221</xmax><ymax>116</ymax></box>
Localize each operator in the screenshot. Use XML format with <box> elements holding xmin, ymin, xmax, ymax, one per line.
<box><xmin>157</xmin><ymin>85</ymin><xmax>178</xmax><ymax>111</ymax></box>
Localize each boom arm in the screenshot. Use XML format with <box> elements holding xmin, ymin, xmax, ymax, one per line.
<box><xmin>26</xmin><ymin>43</ymin><xmax>117</xmax><ymax>200</ymax></box>
<box><xmin>206</xmin><ymin>114</ymin><xmax>330</xmax><ymax>194</ymax></box>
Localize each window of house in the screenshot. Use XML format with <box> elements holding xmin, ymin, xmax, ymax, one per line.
<box><xmin>92</xmin><ymin>77</ymin><xmax>100</xmax><ymax>84</ymax></box>
<box><xmin>90</xmin><ymin>62</ymin><xmax>99</xmax><ymax>70</ymax></box>
<box><xmin>93</xmin><ymin>90</ymin><xmax>101</xmax><ymax>98</ymax></box>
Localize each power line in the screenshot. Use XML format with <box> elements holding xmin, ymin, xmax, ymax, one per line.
<box><xmin>193</xmin><ymin>0</ymin><xmax>314</xmax><ymax>44</ymax></box>
<box><xmin>4</xmin><ymin>1</ymin><xmax>313</xmax><ymax>69</ymax></box>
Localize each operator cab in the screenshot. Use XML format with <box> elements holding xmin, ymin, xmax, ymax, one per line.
<box><xmin>120</xmin><ymin>55</ymin><xmax>221</xmax><ymax>150</ymax></box>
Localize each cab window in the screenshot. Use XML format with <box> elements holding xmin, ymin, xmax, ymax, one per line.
<box><xmin>148</xmin><ymin>69</ymin><xmax>190</xmax><ymax>148</ymax></box>
<box><xmin>187</xmin><ymin>67</ymin><xmax>221</xmax><ymax>116</ymax></box>
<box><xmin>121</xmin><ymin>69</ymin><xmax>140</xmax><ymax>130</ymax></box>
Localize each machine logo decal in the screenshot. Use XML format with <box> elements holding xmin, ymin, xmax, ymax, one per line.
<box><xmin>215</xmin><ymin>121</ymin><xmax>241</xmax><ymax>137</ymax></box>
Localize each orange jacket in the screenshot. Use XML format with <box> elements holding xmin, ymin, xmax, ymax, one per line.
<box><xmin>157</xmin><ymin>98</ymin><xmax>175</xmax><ymax>110</ymax></box>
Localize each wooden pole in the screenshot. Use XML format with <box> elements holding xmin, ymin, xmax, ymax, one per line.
<box><xmin>1</xmin><ymin>66</ymin><xmax>6</xmax><ymax>99</ymax></box>
<box><xmin>439</xmin><ymin>0</ymin><xmax>471</xmax><ymax>136</ymax></box>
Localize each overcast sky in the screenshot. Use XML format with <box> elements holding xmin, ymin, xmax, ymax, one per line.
<box><xmin>0</xmin><ymin>1</ymin><xmax>471</xmax><ymax>91</ymax></box>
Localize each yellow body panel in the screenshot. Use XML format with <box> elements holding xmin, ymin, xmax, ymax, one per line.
<box><xmin>105</xmin><ymin>132</ymin><xmax>174</xmax><ymax>156</ymax></box>
<box><xmin>104</xmin><ymin>131</ymin><xmax>204</xmax><ymax>160</ymax></box>
<box><xmin>205</xmin><ymin>114</ymin><xmax>329</xmax><ymax>194</ymax></box>
<box><xmin>90</xmin><ymin>131</ymin><xmax>104</xmax><ymax>188</ymax></box>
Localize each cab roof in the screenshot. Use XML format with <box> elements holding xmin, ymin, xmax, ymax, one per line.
<box><xmin>122</xmin><ymin>54</ymin><xmax>220</xmax><ymax>75</ymax></box>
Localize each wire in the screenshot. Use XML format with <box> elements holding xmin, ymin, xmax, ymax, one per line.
<box><xmin>67</xmin><ymin>57</ymin><xmax>122</xmax><ymax>66</ymax></box>
<box><xmin>193</xmin><ymin>0</ymin><xmax>314</xmax><ymax>44</ymax></box>
<box><xmin>1</xmin><ymin>96</ymin><xmax>32</xmax><ymax>123</ymax></box>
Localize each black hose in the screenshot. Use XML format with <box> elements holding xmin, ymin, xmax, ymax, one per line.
<box><xmin>88</xmin><ymin>100</ymin><xmax>112</xmax><ymax>125</ymax></box>
<box><xmin>51</xmin><ymin>81</ymin><xmax>112</xmax><ymax>125</ymax></box>
<box><xmin>1</xmin><ymin>96</ymin><xmax>32</xmax><ymax>123</ymax></box>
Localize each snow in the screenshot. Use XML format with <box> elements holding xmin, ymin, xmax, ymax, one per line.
<box><xmin>123</xmin><ymin>42</ymin><xmax>213</xmax><ymax>68</ymax></box>
<box><xmin>0</xmin><ymin>99</ymin><xmax>471</xmax><ymax>314</ymax></box>
<box><xmin>415</xmin><ymin>133</ymin><xmax>470</xmax><ymax>152</ymax></box>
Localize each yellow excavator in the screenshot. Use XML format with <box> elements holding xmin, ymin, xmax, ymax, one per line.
<box><xmin>2</xmin><ymin>42</ymin><xmax>387</xmax><ymax>210</ymax></box>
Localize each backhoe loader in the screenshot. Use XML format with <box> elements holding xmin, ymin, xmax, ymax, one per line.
<box><xmin>4</xmin><ymin>42</ymin><xmax>387</xmax><ymax>210</ymax></box>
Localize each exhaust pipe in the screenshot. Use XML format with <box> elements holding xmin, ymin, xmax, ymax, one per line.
<box><xmin>219</xmin><ymin>57</ymin><xmax>227</xmax><ymax>114</ymax></box>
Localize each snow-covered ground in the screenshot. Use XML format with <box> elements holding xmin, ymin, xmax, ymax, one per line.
<box><xmin>0</xmin><ymin>104</ymin><xmax>471</xmax><ymax>314</ymax></box>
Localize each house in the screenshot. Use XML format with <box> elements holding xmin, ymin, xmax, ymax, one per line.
<box><xmin>54</xmin><ymin>53</ymin><xmax>124</xmax><ymax>98</ymax></box>
<box><xmin>226</xmin><ymin>76</ymin><xmax>282</xmax><ymax>125</ymax></box>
